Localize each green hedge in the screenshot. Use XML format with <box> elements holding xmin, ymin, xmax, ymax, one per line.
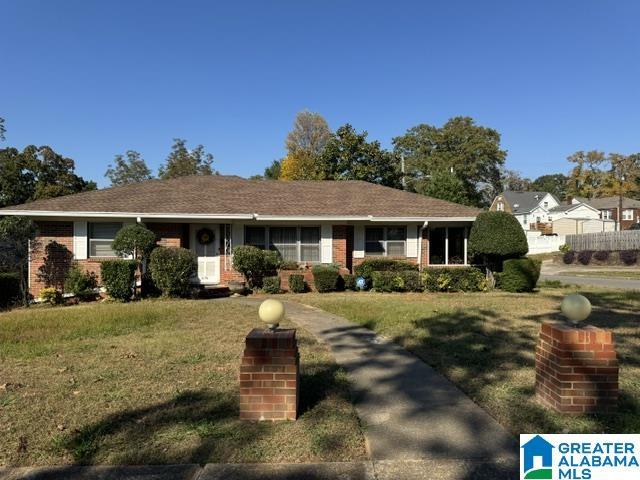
<box><xmin>421</xmin><ymin>267</ymin><xmax>487</xmax><ymax>292</ymax></box>
<box><xmin>64</xmin><ymin>265</ymin><xmax>98</xmax><ymax>299</ymax></box>
<box><xmin>288</xmin><ymin>274</ymin><xmax>306</xmax><ymax>293</ymax></box>
<box><xmin>149</xmin><ymin>247</ymin><xmax>197</xmax><ymax>297</ymax></box>
<box><xmin>101</xmin><ymin>260</ymin><xmax>137</xmax><ymax>301</ymax></box>
<box><xmin>262</xmin><ymin>276</ymin><xmax>282</xmax><ymax>294</ymax></box>
<box><xmin>342</xmin><ymin>273</ymin><xmax>356</xmax><ymax>291</ymax></box>
<box><xmin>372</xmin><ymin>270</ymin><xmax>422</xmax><ymax>292</ymax></box>
<box><xmin>354</xmin><ymin>258</ymin><xmax>418</xmax><ymax>286</ymax></box>
<box><xmin>232</xmin><ymin>245</ymin><xmax>281</xmax><ymax>288</ymax></box>
<box><xmin>499</xmin><ymin>258</ymin><xmax>541</xmax><ymax>293</ymax></box>
<box><xmin>468</xmin><ymin>211</ymin><xmax>528</xmax><ymax>269</ymax></box>
<box><xmin>312</xmin><ymin>265</ymin><xmax>342</xmax><ymax>293</ymax></box>
<box><xmin>0</xmin><ymin>272</ymin><xmax>20</xmax><ymax>309</ymax></box>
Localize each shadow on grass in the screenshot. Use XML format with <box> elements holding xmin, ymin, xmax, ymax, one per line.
<box><xmin>57</xmin><ymin>358</ymin><xmax>355</xmax><ymax>465</ymax></box>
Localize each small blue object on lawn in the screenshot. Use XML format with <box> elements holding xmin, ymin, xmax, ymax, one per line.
<box><xmin>355</xmin><ymin>277</ymin><xmax>367</xmax><ymax>291</ymax></box>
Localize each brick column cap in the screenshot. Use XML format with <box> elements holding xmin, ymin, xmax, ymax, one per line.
<box><xmin>541</xmin><ymin>320</ymin><xmax>613</xmax><ymax>345</ymax></box>
<box><xmin>246</xmin><ymin>328</ymin><xmax>297</xmax><ymax>349</ymax></box>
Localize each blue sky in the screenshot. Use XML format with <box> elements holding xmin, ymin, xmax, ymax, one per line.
<box><xmin>2</xmin><ymin>1</ymin><xmax>639</xmax><ymax>187</ymax></box>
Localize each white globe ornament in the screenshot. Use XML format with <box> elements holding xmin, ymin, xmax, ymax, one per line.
<box><xmin>258</xmin><ymin>299</ymin><xmax>285</xmax><ymax>330</ymax></box>
<box><xmin>561</xmin><ymin>294</ymin><xmax>592</xmax><ymax>326</ymax></box>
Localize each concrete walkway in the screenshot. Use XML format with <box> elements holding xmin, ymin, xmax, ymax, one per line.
<box><xmin>237</xmin><ymin>298</ymin><xmax>519</xmax><ymax>479</ymax></box>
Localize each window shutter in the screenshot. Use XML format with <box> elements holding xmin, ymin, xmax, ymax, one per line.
<box><xmin>320</xmin><ymin>224</ymin><xmax>332</xmax><ymax>263</ymax></box>
<box><xmin>232</xmin><ymin>223</ymin><xmax>244</xmax><ymax>249</ymax></box>
<box><xmin>406</xmin><ymin>225</ymin><xmax>418</xmax><ymax>258</ymax></box>
<box><xmin>353</xmin><ymin>225</ymin><xmax>364</xmax><ymax>258</ymax></box>
<box><xmin>73</xmin><ymin>221</ymin><xmax>88</xmax><ymax>260</ymax></box>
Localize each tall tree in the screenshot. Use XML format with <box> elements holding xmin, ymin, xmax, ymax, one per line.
<box><xmin>279</xmin><ymin>110</ymin><xmax>331</xmax><ymax>180</ymax></box>
<box><xmin>0</xmin><ymin>145</ymin><xmax>95</xmax><ymax>207</ymax></box>
<box><xmin>286</xmin><ymin>110</ymin><xmax>331</xmax><ymax>158</ymax></box>
<box><xmin>319</xmin><ymin>124</ymin><xmax>402</xmax><ymax>187</ymax></box>
<box><xmin>419</xmin><ymin>168</ymin><xmax>473</xmax><ymax>205</ymax></box>
<box><xmin>393</xmin><ymin>116</ymin><xmax>507</xmax><ymax>206</ymax></box>
<box><xmin>158</xmin><ymin>139</ymin><xmax>216</xmax><ymax>179</ymax></box>
<box><xmin>0</xmin><ymin>117</ymin><xmax>5</xmax><ymax>141</ymax></box>
<box><xmin>105</xmin><ymin>150</ymin><xmax>153</xmax><ymax>186</ymax></box>
<box><xmin>565</xmin><ymin>150</ymin><xmax>609</xmax><ymax>199</ymax></box>
<box><xmin>531</xmin><ymin>173</ymin><xmax>569</xmax><ymax>200</ymax></box>
<box><xmin>501</xmin><ymin>169</ymin><xmax>531</xmax><ymax>191</ymax></box>
<box><xmin>0</xmin><ymin>217</ymin><xmax>37</xmax><ymax>306</ymax></box>
<box><xmin>263</xmin><ymin>159</ymin><xmax>282</xmax><ymax>179</ymax></box>
<box><xmin>600</xmin><ymin>153</ymin><xmax>640</xmax><ymax>199</ymax></box>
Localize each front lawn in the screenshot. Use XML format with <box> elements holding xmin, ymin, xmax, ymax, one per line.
<box><xmin>285</xmin><ymin>287</ymin><xmax>640</xmax><ymax>435</ymax></box>
<box><xmin>0</xmin><ymin>300</ymin><xmax>365</xmax><ymax>466</ymax></box>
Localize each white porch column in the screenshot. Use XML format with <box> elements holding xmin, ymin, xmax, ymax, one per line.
<box><xmin>464</xmin><ymin>227</ymin><xmax>468</xmax><ymax>266</ymax></box>
<box><xmin>445</xmin><ymin>227</ymin><xmax>449</xmax><ymax>266</ymax></box>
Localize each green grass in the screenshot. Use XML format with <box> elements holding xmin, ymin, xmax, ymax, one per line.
<box><xmin>0</xmin><ymin>299</ymin><xmax>365</xmax><ymax>466</ymax></box>
<box><xmin>557</xmin><ymin>270</ymin><xmax>640</xmax><ymax>279</ymax></box>
<box><xmin>285</xmin><ymin>286</ymin><xmax>640</xmax><ymax>435</ymax></box>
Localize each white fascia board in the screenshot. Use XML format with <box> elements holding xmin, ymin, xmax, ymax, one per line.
<box><xmin>0</xmin><ymin>210</ymin><xmax>255</xmax><ymax>220</ymax></box>
<box><xmin>420</xmin><ymin>216</ymin><xmax>477</xmax><ymax>222</ymax></box>
<box><xmin>254</xmin><ymin>215</ymin><xmax>370</xmax><ymax>221</ymax></box>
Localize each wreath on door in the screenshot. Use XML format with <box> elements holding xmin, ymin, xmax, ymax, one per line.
<box><xmin>196</xmin><ymin>228</ymin><xmax>215</xmax><ymax>245</ymax></box>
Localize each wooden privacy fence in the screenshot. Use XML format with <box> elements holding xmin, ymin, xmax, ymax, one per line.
<box><xmin>566</xmin><ymin>231</ymin><xmax>640</xmax><ymax>251</ymax></box>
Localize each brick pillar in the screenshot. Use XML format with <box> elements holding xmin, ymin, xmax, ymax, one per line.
<box><xmin>535</xmin><ymin>321</ymin><xmax>619</xmax><ymax>414</ymax></box>
<box><xmin>239</xmin><ymin>328</ymin><xmax>299</xmax><ymax>421</ymax></box>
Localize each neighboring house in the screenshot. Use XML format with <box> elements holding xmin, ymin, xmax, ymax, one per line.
<box><xmin>490</xmin><ymin>191</ymin><xmax>601</xmax><ymax>232</ymax></box>
<box><xmin>490</xmin><ymin>191</ymin><xmax>560</xmax><ymax>230</ymax></box>
<box><xmin>0</xmin><ymin>175</ymin><xmax>479</xmax><ymax>296</ymax></box>
<box><xmin>583</xmin><ymin>196</ymin><xmax>640</xmax><ymax>230</ymax></box>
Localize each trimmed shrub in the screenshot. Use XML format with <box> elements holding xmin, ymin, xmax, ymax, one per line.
<box><xmin>101</xmin><ymin>259</ymin><xmax>137</xmax><ymax>301</ymax></box>
<box><xmin>372</xmin><ymin>270</ymin><xmax>423</xmax><ymax>292</ymax></box>
<box><xmin>262</xmin><ymin>276</ymin><xmax>281</xmax><ymax>294</ymax></box>
<box><xmin>354</xmin><ymin>258</ymin><xmax>418</xmax><ymax>286</ymax></box>
<box><xmin>562</xmin><ymin>251</ymin><xmax>575</xmax><ymax>264</ymax></box>
<box><xmin>112</xmin><ymin>224</ymin><xmax>157</xmax><ymax>259</ymax></box>
<box><xmin>0</xmin><ymin>272</ymin><xmax>20</xmax><ymax>309</ymax></box>
<box><xmin>149</xmin><ymin>247</ymin><xmax>197</xmax><ymax>297</ymax></box>
<box><xmin>468</xmin><ymin>211</ymin><xmax>528</xmax><ymax>270</ymax></box>
<box><xmin>499</xmin><ymin>258</ymin><xmax>541</xmax><ymax>293</ymax></box>
<box><xmin>619</xmin><ymin>250</ymin><xmax>638</xmax><ymax>266</ymax></box>
<box><xmin>577</xmin><ymin>250</ymin><xmax>593</xmax><ymax>265</ymax></box>
<box><xmin>593</xmin><ymin>250</ymin><xmax>610</xmax><ymax>262</ymax></box>
<box><xmin>421</xmin><ymin>267</ymin><xmax>487</xmax><ymax>292</ymax></box>
<box><xmin>559</xmin><ymin>244</ymin><xmax>571</xmax><ymax>253</ymax></box>
<box><xmin>232</xmin><ymin>245</ymin><xmax>281</xmax><ymax>288</ymax></box>
<box><xmin>312</xmin><ymin>265</ymin><xmax>342</xmax><ymax>293</ymax></box>
<box><xmin>64</xmin><ymin>265</ymin><xmax>98</xmax><ymax>299</ymax></box>
<box><xmin>342</xmin><ymin>273</ymin><xmax>356</xmax><ymax>291</ymax></box>
<box><xmin>288</xmin><ymin>274</ymin><xmax>306</xmax><ymax>293</ymax></box>
<box><xmin>279</xmin><ymin>261</ymin><xmax>299</xmax><ymax>271</ymax></box>
<box><xmin>40</xmin><ymin>287</ymin><xmax>63</xmax><ymax>305</ymax></box>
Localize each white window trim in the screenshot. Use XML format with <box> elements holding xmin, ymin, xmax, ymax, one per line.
<box><xmin>428</xmin><ymin>226</ymin><xmax>469</xmax><ymax>266</ymax></box>
<box><xmin>622</xmin><ymin>209</ymin><xmax>634</xmax><ymax>221</ymax></box>
<box><xmin>364</xmin><ymin>226</ymin><xmax>407</xmax><ymax>257</ymax></box>
<box><xmin>244</xmin><ymin>225</ymin><xmax>322</xmax><ymax>263</ymax></box>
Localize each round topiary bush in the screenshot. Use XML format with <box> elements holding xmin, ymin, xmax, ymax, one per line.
<box><xmin>562</xmin><ymin>251</ymin><xmax>575</xmax><ymax>264</ymax></box>
<box><xmin>619</xmin><ymin>250</ymin><xmax>638</xmax><ymax>266</ymax></box>
<box><xmin>149</xmin><ymin>247</ymin><xmax>197</xmax><ymax>297</ymax></box>
<box><xmin>232</xmin><ymin>245</ymin><xmax>281</xmax><ymax>289</ymax></box>
<box><xmin>577</xmin><ymin>250</ymin><xmax>594</xmax><ymax>265</ymax></box>
<box><xmin>593</xmin><ymin>250</ymin><xmax>610</xmax><ymax>262</ymax></box>
<box><xmin>288</xmin><ymin>274</ymin><xmax>306</xmax><ymax>293</ymax></box>
<box><xmin>468</xmin><ymin>212</ymin><xmax>528</xmax><ymax>270</ymax></box>
<box><xmin>499</xmin><ymin>258</ymin><xmax>541</xmax><ymax>293</ymax></box>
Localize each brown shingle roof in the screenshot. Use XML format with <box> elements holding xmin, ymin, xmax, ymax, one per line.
<box><xmin>0</xmin><ymin>175</ymin><xmax>480</xmax><ymax>219</ymax></box>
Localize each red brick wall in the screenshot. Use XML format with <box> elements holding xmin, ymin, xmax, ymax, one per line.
<box><xmin>600</xmin><ymin>208</ymin><xmax>640</xmax><ymax>230</ymax></box>
<box><xmin>30</xmin><ymin>222</ymin><xmax>74</xmax><ymax>296</ymax></box>
<box><xmin>535</xmin><ymin>321</ymin><xmax>618</xmax><ymax>414</ymax></box>
<box><xmin>421</xmin><ymin>228</ymin><xmax>429</xmax><ymax>267</ymax></box>
<box><xmin>147</xmin><ymin>223</ymin><xmax>188</xmax><ymax>248</ymax></box>
<box><xmin>332</xmin><ymin>225</ymin><xmax>353</xmax><ymax>271</ymax></box>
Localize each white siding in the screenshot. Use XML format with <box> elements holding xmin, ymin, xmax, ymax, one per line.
<box><xmin>406</xmin><ymin>225</ymin><xmax>418</xmax><ymax>258</ymax></box>
<box><xmin>320</xmin><ymin>224</ymin><xmax>332</xmax><ymax>263</ymax></box>
<box><xmin>353</xmin><ymin>225</ymin><xmax>365</xmax><ymax>258</ymax></box>
<box><xmin>73</xmin><ymin>221</ymin><xmax>88</xmax><ymax>260</ymax></box>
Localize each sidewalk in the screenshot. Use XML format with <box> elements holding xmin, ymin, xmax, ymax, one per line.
<box><xmin>237</xmin><ymin>298</ymin><xmax>519</xmax><ymax>479</ymax></box>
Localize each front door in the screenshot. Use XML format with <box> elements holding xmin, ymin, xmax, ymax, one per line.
<box><xmin>190</xmin><ymin>224</ymin><xmax>220</xmax><ymax>284</ymax></box>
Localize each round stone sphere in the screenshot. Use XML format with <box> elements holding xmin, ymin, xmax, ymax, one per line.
<box><xmin>561</xmin><ymin>294</ymin><xmax>592</xmax><ymax>324</ymax></box>
<box><xmin>258</xmin><ymin>299</ymin><xmax>285</xmax><ymax>328</ymax></box>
